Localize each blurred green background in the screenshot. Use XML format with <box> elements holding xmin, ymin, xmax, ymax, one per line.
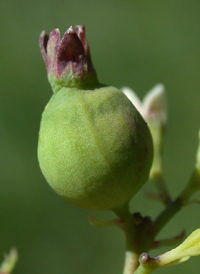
<box><xmin>1</xmin><ymin>1</ymin><xmax>200</xmax><ymax>273</ymax></box>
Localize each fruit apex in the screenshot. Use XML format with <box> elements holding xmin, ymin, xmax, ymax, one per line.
<box><xmin>39</xmin><ymin>25</ymin><xmax>99</xmax><ymax>92</ymax></box>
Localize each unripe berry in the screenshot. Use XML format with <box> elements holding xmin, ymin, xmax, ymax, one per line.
<box><xmin>38</xmin><ymin>26</ymin><xmax>153</xmax><ymax>211</ymax></box>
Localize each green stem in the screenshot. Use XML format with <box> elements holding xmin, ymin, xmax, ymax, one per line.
<box><xmin>152</xmin><ymin>168</ymin><xmax>200</xmax><ymax>238</ymax></box>
<box><xmin>152</xmin><ymin>197</ymin><xmax>183</xmax><ymax>237</ymax></box>
<box><xmin>113</xmin><ymin>203</ymin><xmax>133</xmax><ymax>221</ymax></box>
<box><xmin>113</xmin><ymin>203</ymin><xmax>140</xmax><ymax>274</ymax></box>
<box><xmin>133</xmin><ymin>255</ymin><xmax>159</xmax><ymax>274</ymax></box>
<box><xmin>114</xmin><ymin>169</ymin><xmax>200</xmax><ymax>274</ymax></box>
<box><xmin>150</xmin><ymin>174</ymin><xmax>172</xmax><ymax>205</ymax></box>
<box><xmin>133</xmin><ymin>264</ymin><xmax>154</xmax><ymax>274</ymax></box>
<box><xmin>179</xmin><ymin>168</ymin><xmax>200</xmax><ymax>201</ymax></box>
<box><xmin>123</xmin><ymin>251</ymin><xmax>139</xmax><ymax>274</ymax></box>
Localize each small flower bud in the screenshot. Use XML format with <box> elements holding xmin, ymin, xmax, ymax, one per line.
<box><xmin>122</xmin><ymin>84</ymin><xmax>167</xmax><ymax>179</ymax></box>
<box><xmin>121</xmin><ymin>84</ymin><xmax>167</xmax><ymax>125</ymax></box>
<box><xmin>142</xmin><ymin>84</ymin><xmax>167</xmax><ymax>125</ymax></box>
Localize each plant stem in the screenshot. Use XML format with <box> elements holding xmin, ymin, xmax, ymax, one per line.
<box><xmin>113</xmin><ymin>169</ymin><xmax>200</xmax><ymax>274</ymax></box>
<box><xmin>113</xmin><ymin>204</ymin><xmax>140</xmax><ymax>274</ymax></box>
<box><xmin>133</xmin><ymin>264</ymin><xmax>154</xmax><ymax>274</ymax></box>
<box><xmin>113</xmin><ymin>203</ymin><xmax>133</xmax><ymax>221</ymax></box>
<box><xmin>123</xmin><ymin>251</ymin><xmax>139</xmax><ymax>274</ymax></box>
<box><xmin>152</xmin><ymin>168</ymin><xmax>200</xmax><ymax>238</ymax></box>
<box><xmin>150</xmin><ymin>174</ymin><xmax>172</xmax><ymax>205</ymax></box>
<box><xmin>152</xmin><ymin>197</ymin><xmax>183</xmax><ymax>237</ymax></box>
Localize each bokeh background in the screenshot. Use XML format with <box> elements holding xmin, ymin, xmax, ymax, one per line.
<box><xmin>1</xmin><ymin>1</ymin><xmax>200</xmax><ymax>273</ymax></box>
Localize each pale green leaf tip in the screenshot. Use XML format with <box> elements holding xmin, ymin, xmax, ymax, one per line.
<box><xmin>0</xmin><ymin>248</ymin><xmax>18</xmax><ymax>273</ymax></box>
<box><xmin>158</xmin><ymin>229</ymin><xmax>200</xmax><ymax>267</ymax></box>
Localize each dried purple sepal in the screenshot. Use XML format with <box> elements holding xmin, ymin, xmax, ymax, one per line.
<box><xmin>48</xmin><ymin>29</ymin><xmax>60</xmax><ymax>76</ymax></box>
<box><xmin>39</xmin><ymin>30</ymin><xmax>49</xmax><ymax>67</ymax></box>
<box><xmin>74</xmin><ymin>25</ymin><xmax>94</xmax><ymax>74</ymax></box>
<box><xmin>39</xmin><ymin>25</ymin><xmax>98</xmax><ymax>90</ymax></box>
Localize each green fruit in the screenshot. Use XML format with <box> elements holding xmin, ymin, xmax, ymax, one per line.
<box><xmin>38</xmin><ymin>26</ymin><xmax>153</xmax><ymax>211</ymax></box>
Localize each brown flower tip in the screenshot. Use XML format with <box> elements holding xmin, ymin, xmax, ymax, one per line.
<box><xmin>39</xmin><ymin>25</ymin><xmax>98</xmax><ymax>90</ymax></box>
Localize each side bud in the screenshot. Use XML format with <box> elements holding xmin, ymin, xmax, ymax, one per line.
<box><xmin>122</xmin><ymin>84</ymin><xmax>167</xmax><ymax>179</ymax></box>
